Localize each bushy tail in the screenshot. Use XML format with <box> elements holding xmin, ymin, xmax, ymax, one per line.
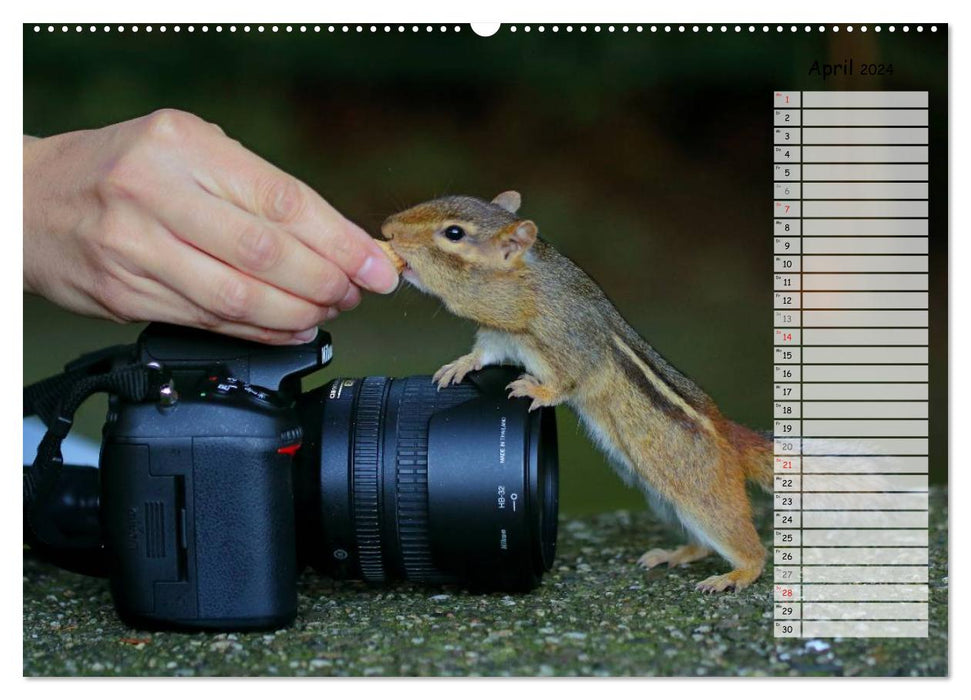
<box><xmin>725</xmin><ymin>421</ymin><xmax>775</xmax><ymax>492</ymax></box>
<box><xmin>724</xmin><ymin>424</ymin><xmax>902</xmax><ymax>495</ymax></box>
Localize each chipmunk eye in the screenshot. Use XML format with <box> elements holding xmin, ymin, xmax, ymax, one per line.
<box><xmin>443</xmin><ymin>225</ymin><xmax>466</xmax><ymax>241</ymax></box>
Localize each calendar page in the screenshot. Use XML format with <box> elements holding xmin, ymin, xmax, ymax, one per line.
<box><xmin>22</xmin><ymin>21</ymin><xmax>948</xmax><ymax>677</ymax></box>
<box><xmin>771</xmin><ymin>87</ymin><xmax>940</xmax><ymax>640</ymax></box>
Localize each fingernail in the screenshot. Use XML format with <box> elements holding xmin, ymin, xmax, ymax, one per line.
<box><xmin>324</xmin><ymin>307</ymin><xmax>339</xmax><ymax>321</ymax></box>
<box><xmin>293</xmin><ymin>327</ymin><xmax>319</xmax><ymax>343</ymax></box>
<box><xmin>338</xmin><ymin>285</ymin><xmax>362</xmax><ymax>311</ymax></box>
<box><xmin>355</xmin><ymin>253</ymin><xmax>399</xmax><ymax>294</ymax></box>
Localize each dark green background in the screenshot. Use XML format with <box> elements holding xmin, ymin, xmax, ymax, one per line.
<box><xmin>24</xmin><ymin>25</ymin><xmax>948</xmax><ymax>513</ymax></box>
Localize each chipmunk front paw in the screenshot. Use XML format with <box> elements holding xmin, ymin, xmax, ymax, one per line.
<box><xmin>506</xmin><ymin>374</ymin><xmax>561</xmax><ymax>412</ymax></box>
<box><xmin>433</xmin><ymin>353</ymin><xmax>483</xmax><ymax>389</ymax></box>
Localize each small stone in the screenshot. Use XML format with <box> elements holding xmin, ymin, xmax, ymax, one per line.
<box><xmin>805</xmin><ymin>639</ymin><xmax>831</xmax><ymax>653</ymax></box>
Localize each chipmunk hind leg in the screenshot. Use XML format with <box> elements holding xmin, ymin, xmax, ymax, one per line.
<box><xmin>634</xmin><ymin>488</ymin><xmax>713</xmax><ymax>569</ymax></box>
<box><xmin>676</xmin><ymin>496</ymin><xmax>767</xmax><ymax>594</ymax></box>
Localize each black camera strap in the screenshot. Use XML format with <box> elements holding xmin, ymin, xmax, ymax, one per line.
<box><xmin>23</xmin><ymin>345</ymin><xmax>160</xmax><ymax>549</ymax></box>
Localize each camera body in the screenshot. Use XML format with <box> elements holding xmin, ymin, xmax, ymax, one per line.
<box><xmin>100</xmin><ymin>324</ymin><xmax>331</xmax><ymax>630</ymax></box>
<box><xmin>87</xmin><ymin>323</ymin><xmax>557</xmax><ymax>631</ymax></box>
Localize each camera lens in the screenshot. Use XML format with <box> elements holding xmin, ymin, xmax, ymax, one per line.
<box><xmin>294</xmin><ymin>367</ymin><xmax>558</xmax><ymax>591</ymax></box>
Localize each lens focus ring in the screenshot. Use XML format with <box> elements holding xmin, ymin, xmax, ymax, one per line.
<box><xmin>352</xmin><ymin>376</ymin><xmax>388</xmax><ymax>582</ymax></box>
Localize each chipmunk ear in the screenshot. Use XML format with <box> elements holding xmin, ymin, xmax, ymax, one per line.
<box><xmin>498</xmin><ymin>220</ymin><xmax>537</xmax><ymax>261</ymax></box>
<box><xmin>491</xmin><ymin>190</ymin><xmax>522</xmax><ymax>214</ymax></box>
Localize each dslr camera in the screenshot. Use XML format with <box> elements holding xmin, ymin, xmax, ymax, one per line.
<box><xmin>24</xmin><ymin>323</ymin><xmax>559</xmax><ymax>631</ymax></box>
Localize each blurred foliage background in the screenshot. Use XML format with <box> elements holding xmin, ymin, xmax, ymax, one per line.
<box><xmin>24</xmin><ymin>25</ymin><xmax>947</xmax><ymax>514</ymax></box>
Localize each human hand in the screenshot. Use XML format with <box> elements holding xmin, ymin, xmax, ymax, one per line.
<box><xmin>23</xmin><ymin>109</ymin><xmax>398</xmax><ymax>344</ymax></box>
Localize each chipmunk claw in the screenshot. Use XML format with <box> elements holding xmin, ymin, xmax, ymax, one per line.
<box><xmin>506</xmin><ymin>375</ymin><xmax>557</xmax><ymax>411</ymax></box>
<box><xmin>695</xmin><ymin>567</ymin><xmax>760</xmax><ymax>594</ymax></box>
<box><xmin>637</xmin><ymin>549</ymin><xmax>674</xmax><ymax>570</ymax></box>
<box><xmin>695</xmin><ymin>575</ymin><xmax>737</xmax><ymax>594</ymax></box>
<box><xmin>638</xmin><ymin>544</ymin><xmax>711</xmax><ymax>570</ymax></box>
<box><xmin>433</xmin><ymin>354</ymin><xmax>482</xmax><ymax>390</ymax></box>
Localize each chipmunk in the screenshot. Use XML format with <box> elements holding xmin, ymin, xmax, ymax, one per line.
<box><xmin>378</xmin><ymin>191</ymin><xmax>773</xmax><ymax>592</ymax></box>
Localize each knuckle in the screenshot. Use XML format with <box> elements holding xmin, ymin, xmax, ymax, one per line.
<box><xmin>141</xmin><ymin>108</ymin><xmax>199</xmax><ymax>142</ymax></box>
<box><xmin>292</xmin><ymin>303</ymin><xmax>324</xmax><ymax>331</ymax></box>
<box><xmin>316</xmin><ymin>271</ymin><xmax>350</xmax><ymax>305</ymax></box>
<box><xmin>275</xmin><ymin>299</ymin><xmax>324</xmax><ymax>332</ymax></box>
<box><xmin>236</xmin><ymin>224</ymin><xmax>283</xmax><ymax>272</ymax></box>
<box><xmin>213</xmin><ymin>276</ymin><xmax>254</xmax><ymax>321</ymax></box>
<box><xmin>258</xmin><ymin>177</ymin><xmax>307</xmax><ymax>223</ymax></box>
<box><xmin>327</xmin><ymin>226</ymin><xmax>360</xmax><ymax>264</ymax></box>
<box><xmin>328</xmin><ymin>225</ymin><xmax>370</xmax><ymax>275</ymax></box>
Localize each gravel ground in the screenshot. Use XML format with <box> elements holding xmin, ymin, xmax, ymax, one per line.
<box><xmin>23</xmin><ymin>488</ymin><xmax>948</xmax><ymax>677</ymax></box>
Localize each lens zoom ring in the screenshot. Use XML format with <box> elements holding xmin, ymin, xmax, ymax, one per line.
<box><xmin>352</xmin><ymin>376</ymin><xmax>388</xmax><ymax>582</ymax></box>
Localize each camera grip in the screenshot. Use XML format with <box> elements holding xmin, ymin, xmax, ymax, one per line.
<box><xmin>101</xmin><ymin>431</ymin><xmax>298</xmax><ymax>631</ymax></box>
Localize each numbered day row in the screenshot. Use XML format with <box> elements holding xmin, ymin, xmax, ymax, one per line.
<box><xmin>773</xmin><ymin>127</ymin><xmax>928</xmax><ymax>144</ymax></box>
<box><xmin>773</xmin><ymin>182</ymin><xmax>928</xmax><ymax>198</ymax></box>
<box><xmin>774</xmin><ymin>109</ymin><xmax>928</xmax><ymax>126</ymax></box>
<box><xmin>774</xmin><ymin>200</ymin><xmax>928</xmax><ymax>217</ymax></box>
<box><xmin>772</xmin><ymin>511</ymin><xmax>929</xmax><ymax>528</ymax></box>
<box><xmin>774</xmin><ymin>146</ymin><xmax>928</xmax><ymax>163</ymax></box>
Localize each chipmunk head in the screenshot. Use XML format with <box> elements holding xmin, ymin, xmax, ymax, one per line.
<box><xmin>380</xmin><ymin>191</ymin><xmax>538</xmax><ymax>328</ymax></box>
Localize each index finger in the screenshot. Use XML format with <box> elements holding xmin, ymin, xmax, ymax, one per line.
<box><xmin>190</xmin><ymin>134</ymin><xmax>398</xmax><ymax>294</ymax></box>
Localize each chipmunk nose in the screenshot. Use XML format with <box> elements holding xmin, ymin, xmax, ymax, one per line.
<box><xmin>380</xmin><ymin>218</ymin><xmax>395</xmax><ymax>240</ymax></box>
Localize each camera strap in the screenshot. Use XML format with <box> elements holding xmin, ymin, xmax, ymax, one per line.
<box><xmin>23</xmin><ymin>345</ymin><xmax>160</xmax><ymax>549</ymax></box>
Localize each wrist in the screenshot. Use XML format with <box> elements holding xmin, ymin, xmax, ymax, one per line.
<box><xmin>23</xmin><ymin>135</ymin><xmax>47</xmax><ymax>294</ymax></box>
<box><xmin>23</xmin><ymin>132</ymin><xmax>82</xmax><ymax>296</ymax></box>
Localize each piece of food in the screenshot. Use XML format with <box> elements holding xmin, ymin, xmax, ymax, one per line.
<box><xmin>375</xmin><ymin>240</ymin><xmax>407</xmax><ymax>273</ymax></box>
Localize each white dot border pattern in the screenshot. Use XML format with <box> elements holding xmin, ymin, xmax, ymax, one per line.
<box><xmin>32</xmin><ymin>24</ymin><xmax>941</xmax><ymax>35</ymax></box>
